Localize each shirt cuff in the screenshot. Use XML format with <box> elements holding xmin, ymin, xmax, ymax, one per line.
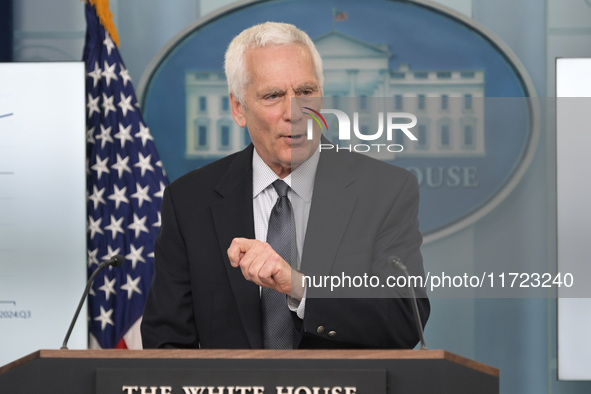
<box><xmin>288</xmin><ymin>286</ymin><xmax>307</xmax><ymax>319</ymax></box>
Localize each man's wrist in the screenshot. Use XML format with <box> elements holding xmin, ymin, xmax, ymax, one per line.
<box><xmin>290</xmin><ymin>269</ymin><xmax>305</xmax><ymax>301</ymax></box>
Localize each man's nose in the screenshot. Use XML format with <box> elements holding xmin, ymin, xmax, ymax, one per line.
<box><xmin>284</xmin><ymin>96</ymin><xmax>304</xmax><ymax>123</ymax></box>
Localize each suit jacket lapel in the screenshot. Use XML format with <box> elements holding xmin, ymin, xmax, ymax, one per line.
<box><xmin>210</xmin><ymin>145</ymin><xmax>263</xmax><ymax>348</ymax></box>
<box><xmin>301</xmin><ymin>149</ymin><xmax>357</xmax><ymax>276</ymax></box>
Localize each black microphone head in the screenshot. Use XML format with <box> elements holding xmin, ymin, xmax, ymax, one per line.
<box><xmin>109</xmin><ymin>255</ymin><xmax>125</xmax><ymax>267</ymax></box>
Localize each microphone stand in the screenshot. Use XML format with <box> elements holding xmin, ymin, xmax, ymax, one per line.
<box><xmin>392</xmin><ymin>256</ymin><xmax>428</xmax><ymax>350</ymax></box>
<box><xmin>60</xmin><ymin>256</ymin><xmax>124</xmax><ymax>350</ymax></box>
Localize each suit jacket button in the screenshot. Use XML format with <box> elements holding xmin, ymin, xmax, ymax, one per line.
<box><xmin>317</xmin><ymin>326</ymin><xmax>325</xmax><ymax>334</ymax></box>
<box><xmin>328</xmin><ymin>330</ymin><xmax>337</xmax><ymax>338</ymax></box>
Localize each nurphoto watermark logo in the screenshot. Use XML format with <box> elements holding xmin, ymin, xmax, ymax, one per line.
<box><xmin>303</xmin><ymin>106</ymin><xmax>418</xmax><ymax>153</ymax></box>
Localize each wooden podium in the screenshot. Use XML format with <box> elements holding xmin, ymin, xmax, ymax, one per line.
<box><xmin>0</xmin><ymin>349</ymin><xmax>498</xmax><ymax>393</ymax></box>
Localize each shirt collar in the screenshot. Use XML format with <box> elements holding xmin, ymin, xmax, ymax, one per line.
<box><xmin>252</xmin><ymin>148</ymin><xmax>320</xmax><ymax>203</ymax></box>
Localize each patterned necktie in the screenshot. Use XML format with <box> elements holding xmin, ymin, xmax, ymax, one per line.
<box><xmin>261</xmin><ymin>179</ymin><xmax>296</xmax><ymax>349</ymax></box>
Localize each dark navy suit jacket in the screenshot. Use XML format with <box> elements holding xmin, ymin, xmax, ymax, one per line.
<box><xmin>141</xmin><ymin>144</ymin><xmax>429</xmax><ymax>349</ymax></box>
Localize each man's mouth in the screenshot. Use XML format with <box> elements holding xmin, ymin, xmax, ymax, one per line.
<box><xmin>283</xmin><ymin>134</ymin><xmax>306</xmax><ymax>146</ymax></box>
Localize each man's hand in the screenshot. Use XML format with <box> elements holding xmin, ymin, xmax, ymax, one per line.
<box><xmin>227</xmin><ymin>237</ymin><xmax>304</xmax><ymax>300</ymax></box>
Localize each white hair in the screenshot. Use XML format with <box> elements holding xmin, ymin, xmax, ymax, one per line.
<box><xmin>224</xmin><ymin>22</ymin><xmax>324</xmax><ymax>105</ymax></box>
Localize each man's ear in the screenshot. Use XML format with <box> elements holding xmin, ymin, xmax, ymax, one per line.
<box><xmin>230</xmin><ymin>93</ymin><xmax>247</xmax><ymax>128</ymax></box>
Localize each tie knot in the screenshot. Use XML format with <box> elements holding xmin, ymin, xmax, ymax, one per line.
<box><xmin>272</xmin><ymin>179</ymin><xmax>289</xmax><ymax>197</ymax></box>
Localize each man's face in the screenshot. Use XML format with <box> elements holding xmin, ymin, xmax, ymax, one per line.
<box><xmin>230</xmin><ymin>43</ymin><xmax>322</xmax><ymax>178</ymax></box>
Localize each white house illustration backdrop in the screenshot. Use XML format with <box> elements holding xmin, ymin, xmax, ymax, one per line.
<box><xmin>184</xmin><ymin>30</ymin><xmax>485</xmax><ymax>161</ymax></box>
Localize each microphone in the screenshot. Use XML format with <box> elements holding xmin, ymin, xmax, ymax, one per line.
<box><xmin>60</xmin><ymin>255</ymin><xmax>125</xmax><ymax>350</ymax></box>
<box><xmin>391</xmin><ymin>256</ymin><xmax>427</xmax><ymax>350</ymax></box>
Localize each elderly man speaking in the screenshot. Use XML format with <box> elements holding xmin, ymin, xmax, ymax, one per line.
<box><xmin>141</xmin><ymin>22</ymin><xmax>429</xmax><ymax>350</ymax></box>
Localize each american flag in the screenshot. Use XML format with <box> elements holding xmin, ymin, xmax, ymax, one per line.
<box><xmin>333</xmin><ymin>10</ymin><xmax>348</xmax><ymax>22</ymax></box>
<box><xmin>83</xmin><ymin>0</ymin><xmax>168</xmax><ymax>349</ymax></box>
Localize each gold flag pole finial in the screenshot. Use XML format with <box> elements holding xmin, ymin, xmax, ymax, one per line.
<box><xmin>86</xmin><ymin>0</ymin><xmax>120</xmax><ymax>47</ymax></box>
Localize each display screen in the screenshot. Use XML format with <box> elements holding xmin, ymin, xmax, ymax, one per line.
<box><xmin>0</xmin><ymin>62</ymin><xmax>87</xmax><ymax>366</ymax></box>
<box><xmin>556</xmin><ymin>57</ymin><xmax>591</xmax><ymax>381</ymax></box>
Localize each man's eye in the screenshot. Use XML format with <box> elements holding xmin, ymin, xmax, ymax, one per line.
<box><xmin>297</xmin><ymin>89</ymin><xmax>316</xmax><ymax>96</ymax></box>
